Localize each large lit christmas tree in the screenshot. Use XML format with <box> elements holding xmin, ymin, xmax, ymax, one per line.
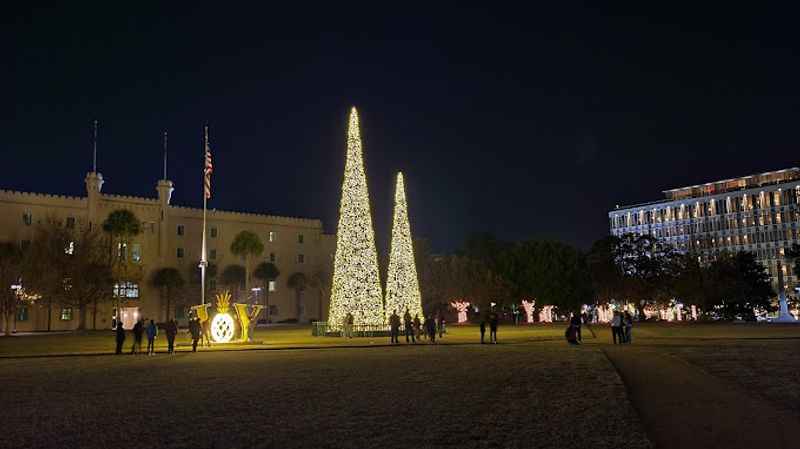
<box><xmin>327</xmin><ymin>107</ymin><xmax>385</xmax><ymax>327</ymax></box>
<box><xmin>385</xmin><ymin>172</ymin><xmax>423</xmax><ymax>322</ymax></box>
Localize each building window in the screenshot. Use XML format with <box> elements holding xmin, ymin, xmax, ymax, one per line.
<box><xmin>268</xmin><ymin>280</ymin><xmax>276</xmax><ymax>292</ymax></box>
<box><xmin>269</xmin><ymin>252</ymin><xmax>276</xmax><ymax>263</ymax></box>
<box><xmin>66</xmin><ymin>217</ymin><xmax>76</xmax><ymax>229</ymax></box>
<box><xmin>17</xmin><ymin>305</ymin><xmax>28</xmax><ymax>322</ymax></box>
<box><xmin>177</xmin><ymin>224</ymin><xmax>185</xmax><ymax>236</ymax></box>
<box><xmin>210</xmin><ymin>249</ymin><xmax>217</xmax><ymax>260</ymax></box>
<box><xmin>298</xmin><ymin>234</ymin><xmax>304</xmax><ymax>244</ymax></box>
<box><xmin>210</xmin><ymin>227</ymin><xmax>218</xmax><ymax>238</ymax></box>
<box><xmin>23</xmin><ymin>212</ymin><xmax>32</xmax><ymax>226</ymax></box>
<box><xmin>65</xmin><ymin>241</ymin><xmax>75</xmax><ymax>255</ymax></box>
<box><xmin>177</xmin><ymin>248</ymin><xmax>184</xmax><ymax>258</ymax></box>
<box><xmin>114</xmin><ymin>282</ymin><xmax>140</xmax><ymax>299</ymax></box>
<box><xmin>269</xmin><ymin>305</ymin><xmax>279</xmax><ymax>316</ymax></box>
<box><xmin>209</xmin><ymin>279</ymin><xmax>217</xmax><ymax>290</ymax></box>
<box><xmin>269</xmin><ymin>231</ymin><xmax>276</xmax><ymax>242</ymax></box>
<box><xmin>60</xmin><ymin>307</ymin><xmax>73</xmax><ymax>321</ymax></box>
<box><xmin>297</xmin><ymin>254</ymin><xmax>305</xmax><ymax>264</ymax></box>
<box><xmin>131</xmin><ymin>243</ymin><xmax>142</xmax><ymax>263</ymax></box>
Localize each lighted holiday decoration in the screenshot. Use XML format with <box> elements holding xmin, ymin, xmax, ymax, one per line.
<box><xmin>327</xmin><ymin>107</ymin><xmax>385</xmax><ymax>327</ymax></box>
<box><xmin>384</xmin><ymin>172</ymin><xmax>423</xmax><ymax>323</ymax></box>
<box><xmin>450</xmin><ymin>300</ymin><xmax>470</xmax><ymax>324</ymax></box>
<box><xmin>233</xmin><ymin>302</ymin><xmax>263</xmax><ymax>343</ymax></box>
<box><xmin>538</xmin><ymin>305</ymin><xmax>554</xmax><ymax>323</ymax></box>
<box><xmin>521</xmin><ymin>300</ymin><xmax>535</xmax><ymax>324</ymax></box>
<box><xmin>211</xmin><ymin>291</ymin><xmax>235</xmax><ymax>343</ymax></box>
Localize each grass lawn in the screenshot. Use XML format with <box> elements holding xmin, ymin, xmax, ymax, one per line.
<box><xmin>0</xmin><ymin>324</ymin><xmax>574</xmax><ymax>357</ymax></box>
<box><xmin>664</xmin><ymin>340</ymin><xmax>800</xmax><ymax>415</ymax></box>
<box><xmin>0</xmin><ymin>343</ymin><xmax>651</xmax><ymax>449</ymax></box>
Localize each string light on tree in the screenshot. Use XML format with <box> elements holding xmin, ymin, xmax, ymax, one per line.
<box><xmin>327</xmin><ymin>107</ymin><xmax>385</xmax><ymax>327</ymax></box>
<box><xmin>521</xmin><ymin>300</ymin><xmax>535</xmax><ymax>324</ymax></box>
<box><xmin>450</xmin><ymin>300</ymin><xmax>470</xmax><ymax>324</ymax></box>
<box><xmin>384</xmin><ymin>172</ymin><xmax>423</xmax><ymax>322</ymax></box>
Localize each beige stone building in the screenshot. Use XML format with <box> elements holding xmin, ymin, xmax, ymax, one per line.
<box><xmin>1</xmin><ymin>171</ymin><xmax>335</xmax><ymax>332</ymax></box>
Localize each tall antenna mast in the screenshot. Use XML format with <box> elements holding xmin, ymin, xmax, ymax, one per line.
<box><xmin>92</xmin><ymin>119</ymin><xmax>98</xmax><ymax>172</ymax></box>
<box><xmin>163</xmin><ymin>130</ymin><xmax>168</xmax><ymax>180</ymax></box>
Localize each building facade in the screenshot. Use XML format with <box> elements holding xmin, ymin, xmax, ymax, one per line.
<box><xmin>1</xmin><ymin>171</ymin><xmax>335</xmax><ymax>332</ymax></box>
<box><xmin>609</xmin><ymin>168</ymin><xmax>800</xmax><ymax>293</ymax></box>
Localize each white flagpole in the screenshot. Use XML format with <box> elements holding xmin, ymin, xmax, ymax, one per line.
<box><xmin>200</xmin><ymin>125</ymin><xmax>209</xmax><ymax>305</ymax></box>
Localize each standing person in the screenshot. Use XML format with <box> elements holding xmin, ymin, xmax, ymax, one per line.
<box><xmin>189</xmin><ymin>317</ymin><xmax>201</xmax><ymax>352</ymax></box>
<box><xmin>131</xmin><ymin>319</ymin><xmax>144</xmax><ymax>355</ymax></box>
<box><xmin>389</xmin><ymin>310</ymin><xmax>401</xmax><ymax>344</ymax></box>
<box><xmin>479</xmin><ymin>319</ymin><xmax>486</xmax><ymax>344</ymax></box>
<box><xmin>345</xmin><ymin>312</ymin><xmax>354</xmax><ymax>338</ymax></box>
<box><xmin>610</xmin><ymin>311</ymin><xmax>622</xmax><ymax>344</ymax></box>
<box><xmin>146</xmin><ymin>319</ymin><xmax>158</xmax><ymax>355</ymax></box>
<box><xmin>413</xmin><ymin>314</ymin><xmax>422</xmax><ymax>341</ymax></box>
<box><xmin>570</xmin><ymin>312</ymin><xmax>583</xmax><ymax>342</ymax></box>
<box><xmin>166</xmin><ymin>319</ymin><xmax>178</xmax><ymax>354</ymax></box>
<box><xmin>403</xmin><ymin>309</ymin><xmax>415</xmax><ymax>343</ymax></box>
<box><xmin>115</xmin><ymin>322</ymin><xmax>126</xmax><ymax>355</ymax></box>
<box><xmin>624</xmin><ymin>311</ymin><xmax>634</xmax><ymax>344</ymax></box>
<box><xmin>565</xmin><ymin>323</ymin><xmax>580</xmax><ymax>345</ymax></box>
<box><xmin>488</xmin><ymin>308</ymin><xmax>499</xmax><ymax>344</ymax></box>
<box><xmin>425</xmin><ymin>315</ymin><xmax>437</xmax><ymax>343</ymax></box>
<box><xmin>201</xmin><ymin>318</ymin><xmax>212</xmax><ymax>347</ymax></box>
<box><xmin>437</xmin><ymin>313</ymin><xmax>446</xmax><ymax>339</ymax></box>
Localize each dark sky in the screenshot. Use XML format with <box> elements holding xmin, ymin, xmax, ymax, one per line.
<box><xmin>3</xmin><ymin>3</ymin><xmax>799</xmax><ymax>253</ymax></box>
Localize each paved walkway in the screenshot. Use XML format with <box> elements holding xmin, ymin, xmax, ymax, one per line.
<box><xmin>604</xmin><ymin>346</ymin><xmax>800</xmax><ymax>449</ymax></box>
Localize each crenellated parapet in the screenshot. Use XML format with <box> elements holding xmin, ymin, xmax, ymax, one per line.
<box><xmin>169</xmin><ymin>205</ymin><xmax>322</xmax><ymax>228</ymax></box>
<box><xmin>0</xmin><ymin>189</ymin><xmax>87</xmax><ymax>208</ymax></box>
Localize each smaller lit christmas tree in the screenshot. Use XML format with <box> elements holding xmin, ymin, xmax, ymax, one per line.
<box><xmin>385</xmin><ymin>172</ymin><xmax>423</xmax><ymax>322</ymax></box>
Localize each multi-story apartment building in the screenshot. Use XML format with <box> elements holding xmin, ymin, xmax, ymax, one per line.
<box><xmin>609</xmin><ymin>168</ymin><xmax>800</xmax><ymax>292</ymax></box>
<box><xmin>1</xmin><ymin>170</ymin><xmax>335</xmax><ymax>332</ymax></box>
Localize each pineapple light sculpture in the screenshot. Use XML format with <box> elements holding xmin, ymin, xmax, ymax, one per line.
<box><xmin>211</xmin><ymin>291</ymin><xmax>235</xmax><ymax>343</ymax></box>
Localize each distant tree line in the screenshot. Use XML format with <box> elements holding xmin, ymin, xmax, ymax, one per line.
<box><xmin>418</xmin><ymin>232</ymin><xmax>777</xmax><ymax>321</ymax></box>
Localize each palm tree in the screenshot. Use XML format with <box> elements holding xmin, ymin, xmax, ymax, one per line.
<box><xmin>253</xmin><ymin>262</ymin><xmax>280</xmax><ymax>323</ymax></box>
<box><xmin>102</xmin><ymin>209</ymin><xmax>141</xmax><ymax>321</ymax></box>
<box><xmin>220</xmin><ymin>264</ymin><xmax>246</xmax><ymax>298</ymax></box>
<box><xmin>151</xmin><ymin>267</ymin><xmax>185</xmax><ymax>320</ymax></box>
<box><xmin>230</xmin><ymin>231</ymin><xmax>264</xmax><ymax>300</ymax></box>
<box><xmin>308</xmin><ymin>269</ymin><xmax>330</xmax><ymax>321</ymax></box>
<box><xmin>287</xmin><ymin>272</ymin><xmax>307</xmax><ymax>322</ymax></box>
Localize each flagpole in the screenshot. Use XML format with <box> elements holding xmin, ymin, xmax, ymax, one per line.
<box><xmin>200</xmin><ymin>125</ymin><xmax>209</xmax><ymax>305</ymax></box>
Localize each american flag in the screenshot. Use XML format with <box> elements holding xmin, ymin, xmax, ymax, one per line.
<box><xmin>204</xmin><ymin>141</ymin><xmax>213</xmax><ymax>199</ymax></box>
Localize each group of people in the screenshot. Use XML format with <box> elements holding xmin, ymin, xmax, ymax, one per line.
<box><xmin>387</xmin><ymin>310</ymin><xmax>446</xmax><ymax>344</ymax></box>
<box><xmin>479</xmin><ymin>309</ymin><xmax>499</xmax><ymax>344</ymax></box>
<box><xmin>610</xmin><ymin>310</ymin><xmax>634</xmax><ymax>344</ymax></box>
<box><xmin>115</xmin><ymin>318</ymin><xmax>179</xmax><ymax>355</ymax></box>
<box><xmin>188</xmin><ymin>316</ymin><xmax>212</xmax><ymax>352</ymax></box>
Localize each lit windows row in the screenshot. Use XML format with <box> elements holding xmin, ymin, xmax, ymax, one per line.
<box><xmin>175</xmin><ymin>225</ymin><xmax>304</xmax><ymax>244</ymax></box>
<box><xmin>175</xmin><ymin>248</ymin><xmax>305</xmax><ymax>264</ymax></box>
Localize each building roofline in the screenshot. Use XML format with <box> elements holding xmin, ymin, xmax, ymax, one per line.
<box><xmin>662</xmin><ymin>167</ymin><xmax>800</xmax><ymax>193</ymax></box>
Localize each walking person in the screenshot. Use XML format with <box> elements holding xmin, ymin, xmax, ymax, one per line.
<box><xmin>131</xmin><ymin>319</ymin><xmax>144</xmax><ymax>355</ymax></box>
<box><xmin>115</xmin><ymin>321</ymin><xmax>126</xmax><ymax>355</ymax></box>
<box><xmin>146</xmin><ymin>319</ymin><xmax>158</xmax><ymax>355</ymax></box>
<box><xmin>189</xmin><ymin>317</ymin><xmax>201</xmax><ymax>352</ymax></box>
<box><xmin>610</xmin><ymin>311</ymin><xmax>622</xmax><ymax>344</ymax></box>
<box><xmin>480</xmin><ymin>319</ymin><xmax>486</xmax><ymax>344</ymax></box>
<box><xmin>488</xmin><ymin>308</ymin><xmax>499</xmax><ymax>344</ymax></box>
<box><xmin>437</xmin><ymin>313</ymin><xmax>445</xmax><ymax>339</ymax></box>
<box><xmin>413</xmin><ymin>314</ymin><xmax>422</xmax><ymax>341</ymax></box>
<box><xmin>166</xmin><ymin>319</ymin><xmax>178</xmax><ymax>354</ymax></box>
<box><xmin>624</xmin><ymin>311</ymin><xmax>634</xmax><ymax>344</ymax></box>
<box><xmin>403</xmin><ymin>309</ymin><xmax>415</xmax><ymax>343</ymax></box>
<box><xmin>389</xmin><ymin>310</ymin><xmax>401</xmax><ymax>344</ymax></box>
<box><xmin>425</xmin><ymin>315</ymin><xmax>437</xmax><ymax>343</ymax></box>
<box><xmin>570</xmin><ymin>312</ymin><xmax>582</xmax><ymax>342</ymax></box>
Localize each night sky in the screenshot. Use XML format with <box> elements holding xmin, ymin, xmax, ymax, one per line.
<box><xmin>4</xmin><ymin>4</ymin><xmax>799</xmax><ymax>253</ymax></box>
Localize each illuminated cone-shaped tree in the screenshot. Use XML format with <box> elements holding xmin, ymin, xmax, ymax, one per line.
<box><xmin>385</xmin><ymin>172</ymin><xmax>423</xmax><ymax>322</ymax></box>
<box><xmin>327</xmin><ymin>107</ymin><xmax>385</xmax><ymax>326</ymax></box>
